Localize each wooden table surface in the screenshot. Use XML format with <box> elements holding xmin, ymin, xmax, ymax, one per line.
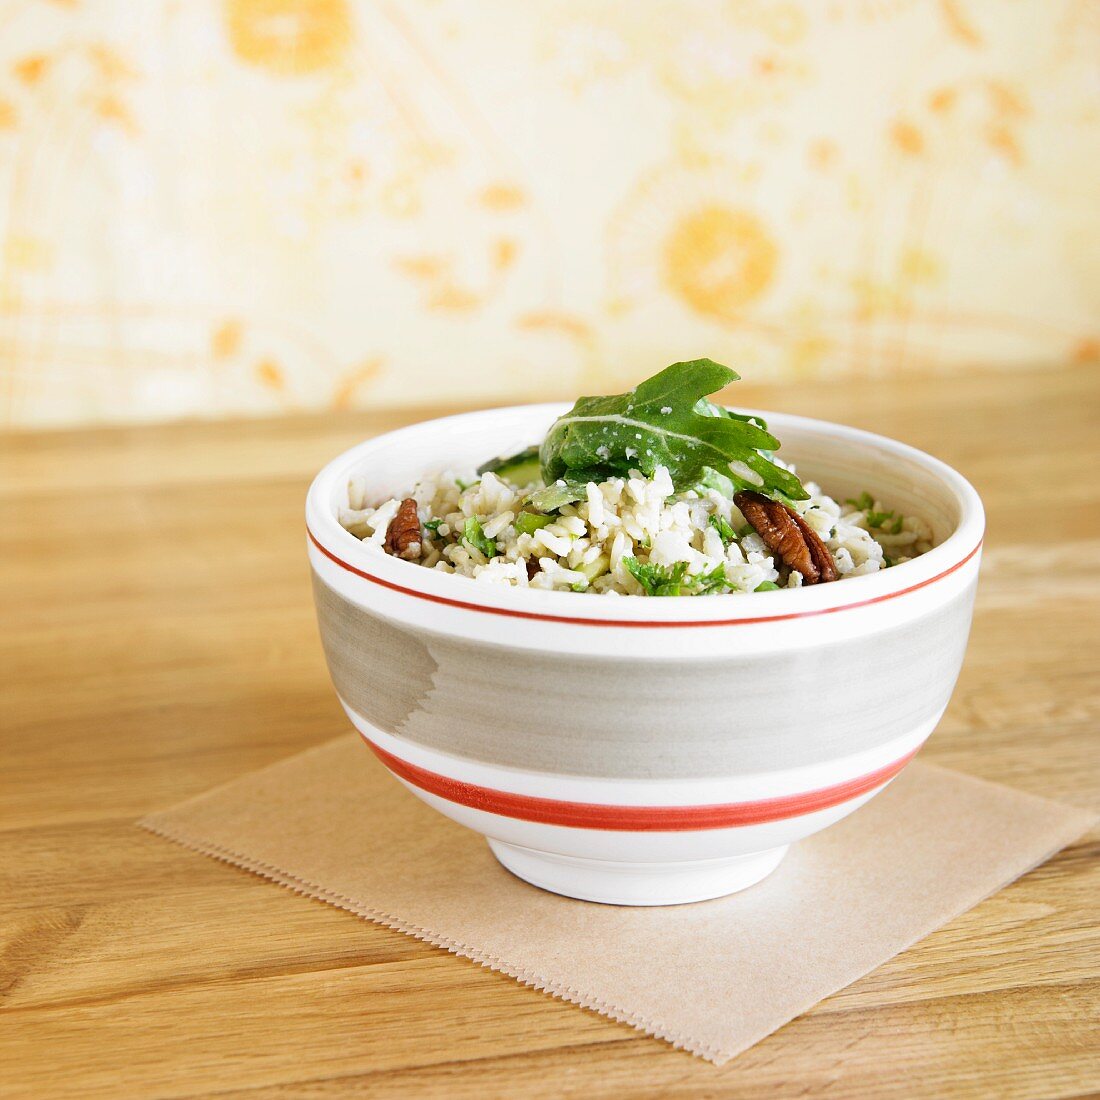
<box><xmin>3</xmin><ymin>366</ymin><xmax>1098</xmax><ymax>1099</ymax></box>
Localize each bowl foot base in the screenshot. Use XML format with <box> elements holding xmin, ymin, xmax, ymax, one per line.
<box><xmin>487</xmin><ymin>840</ymin><xmax>789</xmax><ymax>906</ymax></box>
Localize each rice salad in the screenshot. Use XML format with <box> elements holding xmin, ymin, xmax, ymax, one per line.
<box><xmin>338</xmin><ymin>359</ymin><xmax>934</xmax><ymax>597</ymax></box>
<box><xmin>341</xmin><ymin>467</ymin><xmax>932</xmax><ymax>596</ymax></box>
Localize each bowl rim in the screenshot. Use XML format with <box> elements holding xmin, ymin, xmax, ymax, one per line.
<box><xmin>306</xmin><ymin>403</ymin><xmax>984</xmax><ymax>627</ymax></box>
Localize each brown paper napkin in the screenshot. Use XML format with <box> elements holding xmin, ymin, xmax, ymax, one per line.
<box><xmin>140</xmin><ymin>736</ymin><xmax>1094</xmax><ymax>1064</ymax></box>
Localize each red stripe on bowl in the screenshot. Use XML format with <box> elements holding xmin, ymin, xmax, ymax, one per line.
<box><xmin>360</xmin><ymin>735</ymin><xmax>921</xmax><ymax>832</ymax></box>
<box><xmin>308</xmin><ymin>528</ymin><xmax>981</xmax><ymax>629</ymax></box>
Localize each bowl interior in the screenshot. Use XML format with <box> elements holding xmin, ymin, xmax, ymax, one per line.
<box><xmin>327</xmin><ymin>403</ymin><xmax>964</xmax><ymax>549</ymax></box>
<box><xmin>780</xmin><ymin>434</ymin><xmax>959</xmax><ymax>547</ymax></box>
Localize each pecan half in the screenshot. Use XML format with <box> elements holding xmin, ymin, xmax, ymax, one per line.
<box><xmin>733</xmin><ymin>490</ymin><xmax>838</xmax><ymax>585</ymax></box>
<box><xmin>384</xmin><ymin>498</ymin><xmax>422</xmax><ymax>560</ymax></box>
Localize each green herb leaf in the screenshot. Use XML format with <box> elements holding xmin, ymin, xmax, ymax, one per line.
<box><xmin>623</xmin><ymin>557</ymin><xmax>732</xmax><ymax>596</ymax></box>
<box><xmin>515</xmin><ymin>511</ymin><xmax>553</xmax><ymax>536</ymax></box>
<box><xmin>424</xmin><ymin>518</ymin><xmax>443</xmax><ymax>533</ymax></box>
<box><xmin>691</xmin><ymin>563</ymin><xmax>729</xmax><ymax>594</ymax></box>
<box><xmin>754</xmin><ymin>580</ymin><xmax>781</xmax><ymax>591</ymax></box>
<box><xmin>623</xmin><ymin>556</ymin><xmax>690</xmax><ymax>597</ymax></box>
<box><xmin>462</xmin><ymin>516</ymin><xmax>498</xmax><ymax>559</ymax></box>
<box><xmin>540</xmin><ymin>359</ymin><xmax>807</xmax><ymax>501</ymax></box>
<box><xmin>708</xmin><ymin>513</ymin><xmax>737</xmax><ymax>547</ymax></box>
<box><xmin>848</xmin><ymin>490</ymin><xmax>904</xmax><ymax>534</ymax></box>
<box><xmin>866</xmin><ymin>507</ymin><xmax>901</xmax><ymax>532</ymax></box>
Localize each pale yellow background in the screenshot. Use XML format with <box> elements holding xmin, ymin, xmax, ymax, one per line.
<box><xmin>0</xmin><ymin>0</ymin><xmax>1096</xmax><ymax>428</ymax></box>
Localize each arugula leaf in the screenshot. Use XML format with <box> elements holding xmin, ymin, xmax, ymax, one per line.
<box><xmin>540</xmin><ymin>359</ymin><xmax>807</xmax><ymax>501</ymax></box>
<box><xmin>695</xmin><ymin>461</ymin><xmax>778</xmax><ymax>498</ymax></box>
<box><xmin>526</xmin><ymin>480</ymin><xmax>589</xmax><ymax>513</ymax></box>
<box><xmin>695</xmin><ymin>466</ymin><xmax>735</xmax><ymax>497</ymax></box>
<box><xmin>708</xmin><ymin>513</ymin><xmax>737</xmax><ymax>547</ymax></box>
<box><xmin>695</xmin><ymin>398</ymin><xmax>768</xmax><ymax>433</ymax></box>
<box><xmin>462</xmin><ymin>516</ymin><xmax>498</xmax><ymax>559</ymax></box>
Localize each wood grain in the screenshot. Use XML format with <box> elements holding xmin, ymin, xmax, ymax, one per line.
<box><xmin>2</xmin><ymin>366</ymin><xmax>1098</xmax><ymax>1099</ymax></box>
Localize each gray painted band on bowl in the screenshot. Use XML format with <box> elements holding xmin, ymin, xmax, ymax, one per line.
<box><xmin>312</xmin><ymin>575</ymin><xmax>977</xmax><ymax>780</ymax></box>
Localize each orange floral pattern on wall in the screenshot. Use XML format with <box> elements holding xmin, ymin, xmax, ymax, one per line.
<box><xmin>664</xmin><ymin>207</ymin><xmax>779</xmax><ymax>322</ymax></box>
<box><xmin>0</xmin><ymin>0</ymin><xmax>1096</xmax><ymax>427</ymax></box>
<box><xmin>225</xmin><ymin>0</ymin><xmax>352</xmax><ymax>75</ymax></box>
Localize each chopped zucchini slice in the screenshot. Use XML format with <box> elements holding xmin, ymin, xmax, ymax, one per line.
<box><xmin>477</xmin><ymin>446</ymin><xmax>542</xmax><ymax>487</ymax></box>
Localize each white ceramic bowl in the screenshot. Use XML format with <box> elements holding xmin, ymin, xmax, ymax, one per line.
<box><xmin>307</xmin><ymin>405</ymin><xmax>984</xmax><ymax>906</ymax></box>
